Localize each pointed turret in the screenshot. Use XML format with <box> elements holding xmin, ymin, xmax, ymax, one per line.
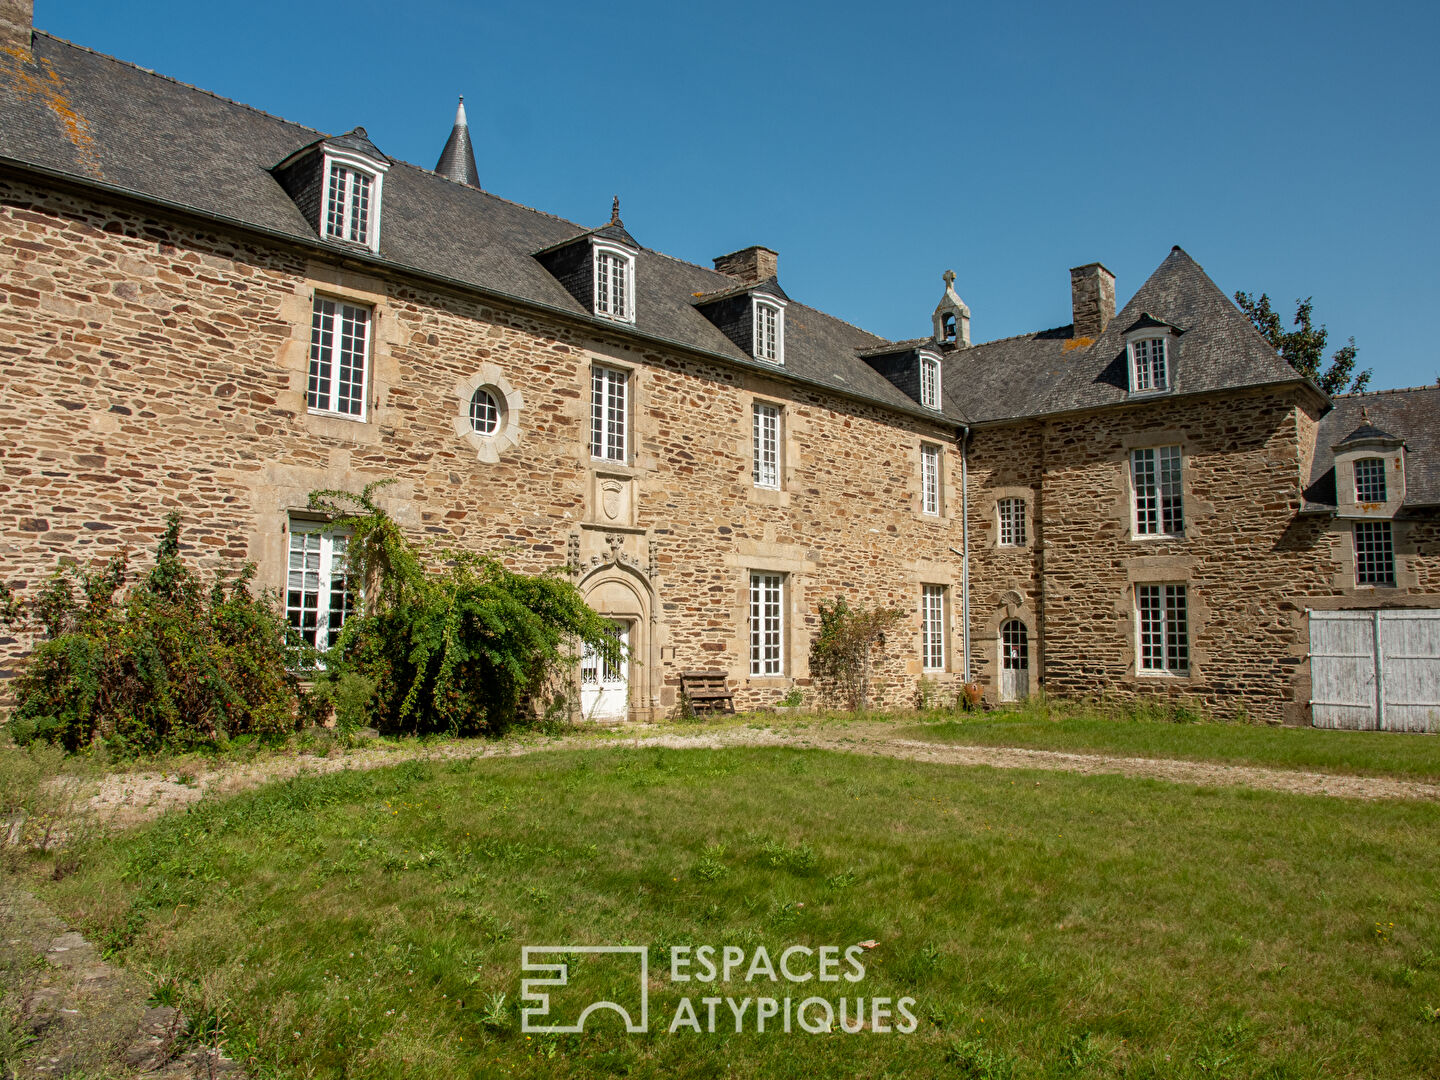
<box><xmin>435</xmin><ymin>97</ymin><xmax>480</xmax><ymax>188</ymax></box>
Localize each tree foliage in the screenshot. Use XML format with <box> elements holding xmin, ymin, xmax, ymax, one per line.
<box><xmin>308</xmin><ymin>480</ymin><xmax>621</xmax><ymax>737</ymax></box>
<box><xmin>807</xmin><ymin>597</ymin><xmax>906</xmax><ymax>712</ymax></box>
<box><xmin>1</xmin><ymin>513</ymin><xmax>297</xmax><ymax>752</ymax></box>
<box><xmin>1234</xmin><ymin>291</ymin><xmax>1371</xmax><ymax>396</ymax></box>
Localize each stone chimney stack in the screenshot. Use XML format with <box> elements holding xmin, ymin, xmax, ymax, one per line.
<box><xmin>0</xmin><ymin>0</ymin><xmax>33</xmax><ymax>55</ymax></box>
<box><xmin>1070</xmin><ymin>262</ymin><xmax>1116</xmax><ymax>340</ymax></box>
<box><xmin>713</xmin><ymin>246</ymin><xmax>778</xmax><ymax>284</ymax></box>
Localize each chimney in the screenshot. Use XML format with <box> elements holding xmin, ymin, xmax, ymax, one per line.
<box><xmin>1070</xmin><ymin>262</ymin><xmax>1116</xmax><ymax>340</ymax></box>
<box><xmin>0</xmin><ymin>0</ymin><xmax>33</xmax><ymax>54</ymax></box>
<box><xmin>713</xmin><ymin>246</ymin><xmax>778</xmax><ymax>284</ymax></box>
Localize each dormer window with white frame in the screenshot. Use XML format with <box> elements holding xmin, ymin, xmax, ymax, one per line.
<box><xmin>593</xmin><ymin>242</ymin><xmax>636</xmax><ymax>324</ymax></box>
<box><xmin>1130</xmin><ymin>336</ymin><xmax>1169</xmax><ymax>393</ymax></box>
<box><xmin>753</xmin><ymin>296</ymin><xmax>786</xmax><ymax>364</ymax></box>
<box><xmin>320</xmin><ymin>151</ymin><xmax>387</xmax><ymax>253</ymax></box>
<box><xmin>919</xmin><ymin>351</ymin><xmax>942</xmax><ymax>409</ymax></box>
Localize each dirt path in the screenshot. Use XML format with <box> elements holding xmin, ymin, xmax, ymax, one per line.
<box><xmin>64</xmin><ymin>723</ymin><xmax>1440</xmax><ymax>831</ymax></box>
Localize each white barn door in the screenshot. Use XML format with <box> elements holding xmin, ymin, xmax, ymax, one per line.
<box><xmin>1310</xmin><ymin>609</ymin><xmax>1440</xmax><ymax>732</ymax></box>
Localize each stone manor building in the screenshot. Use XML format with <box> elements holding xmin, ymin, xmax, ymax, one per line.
<box><xmin>1</xmin><ymin>3</ymin><xmax>1437</xmax><ymax>726</ymax></box>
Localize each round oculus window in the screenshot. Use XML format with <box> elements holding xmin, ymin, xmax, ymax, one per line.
<box><xmin>469</xmin><ymin>387</ymin><xmax>500</xmax><ymax>435</ymax></box>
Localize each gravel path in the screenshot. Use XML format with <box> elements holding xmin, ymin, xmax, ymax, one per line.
<box><xmin>67</xmin><ymin>723</ymin><xmax>1440</xmax><ymax>830</ymax></box>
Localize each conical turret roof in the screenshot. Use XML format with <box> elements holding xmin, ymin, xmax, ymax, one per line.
<box><xmin>435</xmin><ymin>97</ymin><xmax>479</xmax><ymax>188</ymax></box>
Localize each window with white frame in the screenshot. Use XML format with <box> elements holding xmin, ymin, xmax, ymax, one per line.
<box><xmin>921</xmin><ymin>584</ymin><xmax>946</xmax><ymax>671</ymax></box>
<box><xmin>469</xmin><ymin>387</ymin><xmax>500</xmax><ymax>436</ymax></box>
<box><xmin>1354</xmin><ymin>457</ymin><xmax>1387</xmax><ymax>503</ymax></box>
<box><xmin>286</xmin><ymin>525</ymin><xmax>353</xmax><ymax>653</ymax></box>
<box><xmin>749</xmin><ymin>572</ymin><xmax>784</xmax><ymax>676</ymax></box>
<box><xmin>1130</xmin><ymin>336</ymin><xmax>1169</xmax><ymax>392</ymax></box>
<box><xmin>753</xmin><ymin>402</ymin><xmax>781</xmax><ymax>489</ymax></box>
<box><xmin>921</xmin><ymin>443</ymin><xmax>942</xmax><ymax>516</ymax></box>
<box><xmin>753</xmin><ymin>298</ymin><xmax>784</xmax><ymax>364</ymax></box>
<box><xmin>998</xmin><ymin>497</ymin><xmax>1026</xmax><ymax>547</ymax></box>
<box><xmin>590</xmin><ymin>365</ymin><xmax>628</xmax><ymax>462</ymax></box>
<box><xmin>920</xmin><ymin>353</ymin><xmax>942</xmax><ymax>409</ymax></box>
<box><xmin>1354</xmin><ymin>521</ymin><xmax>1395</xmax><ymax>585</ymax></box>
<box><xmin>1132</xmin><ymin>445</ymin><xmax>1183</xmax><ymax>536</ymax></box>
<box><xmin>323</xmin><ymin>161</ymin><xmax>376</xmax><ymax>248</ymax></box>
<box><xmin>593</xmin><ymin>244</ymin><xmax>635</xmax><ymax>323</ymax></box>
<box><xmin>1137</xmin><ymin>583</ymin><xmax>1188</xmax><ymax>674</ymax></box>
<box><xmin>307</xmin><ymin>295</ymin><xmax>370</xmax><ymax>418</ymax></box>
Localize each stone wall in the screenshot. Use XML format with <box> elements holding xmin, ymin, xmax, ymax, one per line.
<box><xmin>967</xmin><ymin>391</ymin><xmax>1335</xmax><ymax>722</ymax></box>
<box><xmin>0</xmin><ymin>176</ymin><xmax>966</xmax><ymax>714</ymax></box>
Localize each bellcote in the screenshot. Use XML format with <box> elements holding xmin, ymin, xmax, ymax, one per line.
<box><xmin>932</xmin><ymin>269</ymin><xmax>970</xmax><ymax>347</ymax></box>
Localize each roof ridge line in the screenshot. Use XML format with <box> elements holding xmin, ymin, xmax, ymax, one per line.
<box><xmin>1335</xmin><ymin>384</ymin><xmax>1440</xmax><ymax>399</ymax></box>
<box><xmin>33</xmin><ymin>30</ymin><xmax>327</xmax><ymax>139</ymax></box>
<box><xmin>967</xmin><ymin>324</ymin><xmax>1074</xmax><ymax>349</ymax></box>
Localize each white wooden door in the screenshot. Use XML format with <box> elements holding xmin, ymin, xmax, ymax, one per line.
<box><xmin>581</xmin><ymin>622</ymin><xmax>629</xmax><ymax>721</ymax></box>
<box><xmin>1000</xmin><ymin>620</ymin><xmax>1029</xmax><ymax>702</ymax></box>
<box><xmin>1310</xmin><ymin>609</ymin><xmax>1440</xmax><ymax>732</ymax></box>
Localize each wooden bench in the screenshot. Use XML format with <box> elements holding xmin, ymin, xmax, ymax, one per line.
<box><xmin>679</xmin><ymin>670</ymin><xmax>735</xmax><ymax>716</ymax></box>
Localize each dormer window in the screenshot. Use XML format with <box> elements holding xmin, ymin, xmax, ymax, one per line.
<box><xmin>753</xmin><ymin>298</ymin><xmax>785</xmax><ymax>364</ymax></box>
<box><xmin>920</xmin><ymin>352</ymin><xmax>942</xmax><ymax>409</ymax></box>
<box><xmin>593</xmin><ymin>242</ymin><xmax>635</xmax><ymax>323</ymax></box>
<box><xmin>1124</xmin><ymin>315</ymin><xmax>1178</xmax><ymax>395</ymax></box>
<box><xmin>324</xmin><ymin>160</ymin><xmax>374</xmax><ymax>246</ymax></box>
<box><xmin>273</xmin><ymin>131</ymin><xmax>390</xmax><ymax>256</ymax></box>
<box><xmin>1354</xmin><ymin>457</ymin><xmax>1386</xmax><ymax>503</ymax></box>
<box><xmin>1131</xmin><ymin>337</ymin><xmax>1168</xmax><ymax>392</ymax></box>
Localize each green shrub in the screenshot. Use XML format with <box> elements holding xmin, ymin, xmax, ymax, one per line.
<box><xmin>808</xmin><ymin>597</ymin><xmax>905</xmax><ymax>712</ymax></box>
<box><xmin>1</xmin><ymin>513</ymin><xmax>298</xmax><ymax>753</ymax></box>
<box><xmin>308</xmin><ymin>480</ymin><xmax>620</xmax><ymax>737</ymax></box>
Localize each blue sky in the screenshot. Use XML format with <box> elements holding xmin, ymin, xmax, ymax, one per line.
<box><xmin>41</xmin><ymin>0</ymin><xmax>1440</xmax><ymax>391</ymax></box>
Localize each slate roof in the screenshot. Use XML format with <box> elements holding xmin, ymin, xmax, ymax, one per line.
<box><xmin>1304</xmin><ymin>387</ymin><xmax>1440</xmax><ymax>510</ymax></box>
<box><xmin>0</xmin><ymin>33</ymin><xmax>925</xmax><ymax>420</ymax></box>
<box><xmin>941</xmin><ymin>247</ymin><xmax>1310</xmax><ymax>425</ymax></box>
<box><xmin>0</xmin><ymin>34</ymin><xmax>1324</xmax><ymax>433</ymax></box>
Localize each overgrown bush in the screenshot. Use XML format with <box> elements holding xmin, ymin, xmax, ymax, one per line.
<box><xmin>807</xmin><ymin>597</ymin><xmax>905</xmax><ymax>712</ymax></box>
<box><xmin>308</xmin><ymin>480</ymin><xmax>620</xmax><ymax>737</ymax></box>
<box><xmin>0</xmin><ymin>513</ymin><xmax>297</xmax><ymax>753</ymax></box>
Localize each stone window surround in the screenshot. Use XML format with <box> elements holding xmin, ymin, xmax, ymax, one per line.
<box><xmin>1117</xmin><ymin>557</ymin><xmax>1209</xmax><ymax>683</ymax></box>
<box><xmin>1125</xmin><ymin>326</ymin><xmax>1174</xmax><ymax>396</ymax></box>
<box><xmin>918</xmin><ymin>441</ymin><xmax>945</xmax><ymax>519</ymax></box>
<box><xmin>452</xmin><ymin>363</ymin><xmax>525</xmax><ymax>464</ymax></box>
<box><xmin>920</xmin><ymin>583</ymin><xmax>949</xmax><ymax>673</ymax></box>
<box><xmin>286</xmin><ymin>268</ymin><xmax>397</xmax><ymax>446</ymax></box>
<box><xmin>320</xmin><ymin>148</ymin><xmax>388</xmax><ymax>255</ymax></box>
<box><xmin>730</xmin><ymin>544</ymin><xmax>811</xmax><ymax>687</ymax></box>
<box><xmin>1116</xmin><ymin>428</ymin><xmax>1210</xmax><ymax>543</ymax></box>
<box><xmin>1329</xmin><ymin>517</ymin><xmax>1418</xmax><ymax>594</ymax></box>
<box><xmin>910</xmin><ymin>561</ymin><xmax>957</xmax><ymax>676</ymax></box>
<box><xmin>742</xmin><ymin>386</ymin><xmax>800</xmax><ymax>506</ymax></box>
<box><xmin>574</xmin><ymin>345</ymin><xmax>656</xmax><ymax>476</ymax></box>
<box><xmin>592</xmin><ymin>239</ymin><xmax>636</xmax><ymax>325</ymax></box>
<box><xmin>988</xmin><ymin>486</ymin><xmax>1034</xmax><ymax>550</ymax></box>
<box><xmin>589</xmin><ymin>361</ymin><xmax>632</xmax><ymax>465</ymax></box>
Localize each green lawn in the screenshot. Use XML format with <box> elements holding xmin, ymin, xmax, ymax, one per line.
<box><xmin>32</xmin><ymin>746</ymin><xmax>1440</xmax><ymax>1079</ymax></box>
<box><xmin>898</xmin><ymin>703</ymin><xmax>1440</xmax><ymax>781</ymax></box>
